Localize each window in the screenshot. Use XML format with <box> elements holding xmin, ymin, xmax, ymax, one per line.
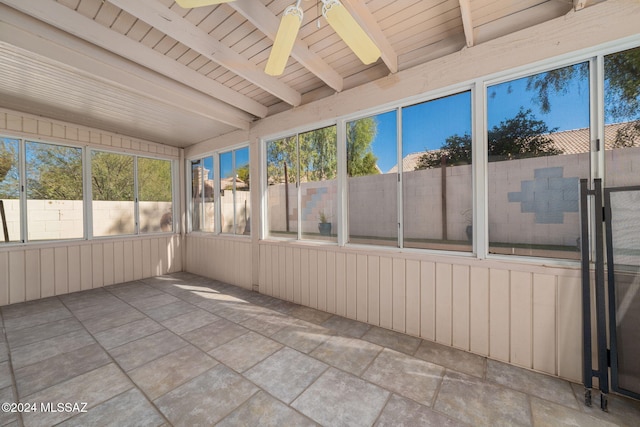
<box><xmin>487</xmin><ymin>62</ymin><xmax>590</xmax><ymax>259</ymax></box>
<box><xmin>0</xmin><ymin>138</ymin><xmax>20</xmax><ymax>243</ymax></box>
<box><xmin>604</xmin><ymin>46</ymin><xmax>640</xmax><ymax>187</ymax></box>
<box><xmin>266</xmin><ymin>127</ymin><xmax>337</xmax><ymax>241</ymax></box>
<box><xmin>347</xmin><ymin>111</ymin><xmax>397</xmax><ymax>246</ymax></box>
<box><xmin>402</xmin><ymin>91</ymin><xmax>472</xmax><ymax>251</ymax></box>
<box><xmin>91</xmin><ymin>151</ymin><xmax>135</xmax><ymax>237</ymax></box>
<box><xmin>26</xmin><ymin>141</ymin><xmax>83</xmax><ymax>241</ymax></box>
<box><xmin>220</xmin><ymin>146</ymin><xmax>251</xmax><ymax>235</ymax></box>
<box><xmin>190</xmin><ymin>156</ymin><xmax>214</xmax><ymax>232</ymax></box>
<box><xmin>138</xmin><ymin>157</ymin><xmax>173</xmax><ymax>233</ymax></box>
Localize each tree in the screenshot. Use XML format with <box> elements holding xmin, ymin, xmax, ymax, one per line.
<box><xmin>27</xmin><ymin>143</ymin><xmax>83</xmax><ymax>200</ymax></box>
<box><xmin>299</xmin><ymin>126</ymin><xmax>337</xmax><ymax>181</ymax></box>
<box><xmin>138</xmin><ymin>157</ymin><xmax>172</xmax><ymax>201</ymax></box>
<box><xmin>0</xmin><ymin>140</ymin><xmax>17</xmax><ymax>198</ymax></box>
<box><xmin>414</xmin><ymin>109</ymin><xmax>561</xmax><ymax>169</ymax></box>
<box><xmin>236</xmin><ymin>164</ymin><xmax>250</xmax><ymax>188</ymax></box>
<box><xmin>346</xmin><ymin>117</ymin><xmax>379</xmax><ymax>176</ymax></box>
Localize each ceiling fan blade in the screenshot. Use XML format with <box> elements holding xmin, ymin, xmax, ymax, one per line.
<box><xmin>175</xmin><ymin>0</ymin><xmax>235</xmax><ymax>8</ymax></box>
<box><xmin>265</xmin><ymin>5</ymin><xmax>303</xmax><ymax>76</ymax></box>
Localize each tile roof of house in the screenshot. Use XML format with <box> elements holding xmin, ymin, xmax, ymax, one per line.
<box><xmin>387</xmin><ymin>121</ymin><xmax>640</xmax><ymax>173</ymax></box>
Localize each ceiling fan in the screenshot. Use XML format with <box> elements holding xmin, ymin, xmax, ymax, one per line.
<box><xmin>175</xmin><ymin>0</ymin><xmax>381</xmax><ymax>77</ymax></box>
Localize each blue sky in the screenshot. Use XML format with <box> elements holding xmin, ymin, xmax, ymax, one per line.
<box><xmin>370</xmin><ymin>64</ymin><xmax>591</xmax><ymax>173</ymax></box>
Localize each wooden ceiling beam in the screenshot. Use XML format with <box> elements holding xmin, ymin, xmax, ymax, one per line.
<box><xmin>342</xmin><ymin>0</ymin><xmax>398</xmax><ymax>73</ymax></box>
<box><xmin>109</xmin><ymin>0</ymin><xmax>302</xmax><ymax>107</ymax></box>
<box><xmin>230</xmin><ymin>0</ymin><xmax>343</xmax><ymax>92</ymax></box>
<box><xmin>0</xmin><ymin>0</ymin><xmax>268</xmax><ymax>119</ymax></box>
<box><xmin>459</xmin><ymin>0</ymin><xmax>475</xmax><ymax>47</ymax></box>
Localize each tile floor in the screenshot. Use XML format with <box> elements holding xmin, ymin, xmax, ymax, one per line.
<box><xmin>0</xmin><ymin>272</ymin><xmax>639</xmax><ymax>426</ymax></box>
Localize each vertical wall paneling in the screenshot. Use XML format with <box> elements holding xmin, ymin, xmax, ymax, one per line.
<box><xmin>40</xmin><ymin>248</ymin><xmax>55</xmax><ymax>298</ymax></box>
<box><xmin>142</xmin><ymin>239</ymin><xmax>152</xmax><ymax>279</ymax></box>
<box><xmin>300</xmin><ymin>248</ymin><xmax>309</xmax><ymax>305</ymax></box>
<box><xmin>557</xmin><ymin>275</ymin><xmax>582</xmax><ymax>382</ymax></box>
<box><xmin>367</xmin><ymin>255</ymin><xmax>380</xmax><ymax>325</ymax></box>
<box><xmin>489</xmin><ymin>269</ymin><xmax>510</xmax><ymax>361</ymax></box>
<box><xmin>510</xmin><ymin>271</ymin><xmax>532</xmax><ymax>368</ymax></box>
<box><xmin>264</xmin><ymin>244</ymin><xmax>272</xmax><ymax>295</ymax></box>
<box><xmin>92</xmin><ymin>243</ymin><xmax>104</xmax><ymax>288</ymax></box>
<box><xmin>379</xmin><ymin>256</ymin><xmax>393</xmax><ymax>329</ymax></box>
<box><xmin>150</xmin><ymin>238</ymin><xmax>160</xmax><ymax>276</ymax></box>
<box><xmin>259</xmin><ymin>244</ymin><xmax>266</xmax><ymax>292</ymax></box>
<box><xmin>67</xmin><ymin>245</ymin><xmax>81</xmax><ymax>293</ymax></box>
<box><xmin>80</xmin><ymin>245</ymin><xmax>92</xmax><ymax>291</ymax></box>
<box><xmin>292</xmin><ymin>247</ymin><xmax>301</xmax><ymax>303</ymax></box>
<box><xmin>317</xmin><ymin>250</ymin><xmax>327</xmax><ymax>312</ymax></box>
<box><xmin>346</xmin><ymin>253</ymin><xmax>357</xmax><ymax>319</ymax></box>
<box><xmin>132</xmin><ymin>240</ymin><xmax>143</xmax><ymax>280</ymax></box>
<box><xmin>54</xmin><ymin>247</ymin><xmax>69</xmax><ymax>296</ymax></box>
<box><xmin>278</xmin><ymin>246</ymin><xmax>287</xmax><ymax>300</ymax></box>
<box><xmin>0</xmin><ymin>252</ymin><xmax>9</xmax><ymax>305</ymax></box>
<box><xmin>123</xmin><ymin>241</ymin><xmax>134</xmax><ymax>282</ymax></box>
<box><xmin>285</xmin><ymin>246</ymin><xmax>294</xmax><ymax>301</ymax></box>
<box><xmin>335</xmin><ymin>252</ymin><xmax>346</xmax><ymax>317</ymax></box>
<box><xmin>469</xmin><ymin>266</ymin><xmax>490</xmax><ymax>356</ymax></box>
<box><xmin>533</xmin><ymin>273</ymin><xmax>557</xmax><ymax>374</ymax></box>
<box><xmin>435</xmin><ymin>263</ymin><xmax>452</xmax><ymax>345</ymax></box>
<box><xmin>420</xmin><ymin>261</ymin><xmax>436</xmax><ymax>341</ymax></box>
<box><xmin>113</xmin><ymin>241</ymin><xmax>124</xmax><ymax>285</ymax></box>
<box><xmin>452</xmin><ymin>264</ymin><xmax>470</xmax><ymax>350</ymax></box>
<box><xmin>392</xmin><ymin>258</ymin><xmax>406</xmax><ymax>332</ymax></box>
<box><xmin>102</xmin><ymin>242</ymin><xmax>114</xmax><ymax>286</ymax></box>
<box><xmin>356</xmin><ymin>254</ymin><xmax>368</xmax><ymax>322</ymax></box>
<box><xmin>9</xmin><ymin>252</ymin><xmax>26</xmax><ymax>304</ymax></box>
<box><xmin>405</xmin><ymin>259</ymin><xmax>421</xmax><ymax>337</ymax></box>
<box><xmin>326</xmin><ymin>251</ymin><xmax>336</xmax><ymax>314</ymax></box>
<box><xmin>309</xmin><ymin>249</ymin><xmax>318</xmax><ymax>309</ymax></box>
<box><xmin>161</xmin><ymin>236</ymin><xmax>171</xmax><ymax>274</ymax></box>
<box><xmin>25</xmin><ymin>250</ymin><xmax>41</xmax><ymax>301</ymax></box>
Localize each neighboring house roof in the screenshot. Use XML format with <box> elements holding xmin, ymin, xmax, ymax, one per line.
<box><xmin>388</xmin><ymin>121</ymin><xmax>640</xmax><ymax>173</ymax></box>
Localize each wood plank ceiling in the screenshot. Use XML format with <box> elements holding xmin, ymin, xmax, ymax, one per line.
<box><xmin>0</xmin><ymin>0</ymin><xmax>599</xmax><ymax>147</ymax></box>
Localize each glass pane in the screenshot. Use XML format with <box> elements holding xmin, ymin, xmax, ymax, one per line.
<box><xmin>138</xmin><ymin>158</ymin><xmax>172</xmax><ymax>233</ymax></box>
<box><xmin>487</xmin><ymin>62</ymin><xmax>590</xmax><ymax>259</ymax></box>
<box><xmin>348</xmin><ymin>111</ymin><xmax>397</xmax><ymax>246</ymax></box>
<box><xmin>0</xmin><ymin>138</ymin><xmax>20</xmax><ymax>243</ymax></box>
<box><xmin>267</xmin><ymin>136</ymin><xmax>298</xmax><ymax>238</ymax></box>
<box><xmin>25</xmin><ymin>141</ymin><xmax>83</xmax><ymax>241</ymax></box>
<box><xmin>402</xmin><ymin>91</ymin><xmax>472</xmax><ymax>251</ymax></box>
<box><xmin>201</xmin><ymin>156</ymin><xmax>215</xmax><ymax>232</ymax></box>
<box><xmin>191</xmin><ymin>159</ymin><xmax>203</xmax><ymax>232</ymax></box>
<box><xmin>604</xmin><ymin>46</ymin><xmax>640</xmax><ymax>186</ymax></box>
<box><xmin>300</xmin><ymin>126</ymin><xmax>337</xmax><ymax>242</ymax></box>
<box><xmin>92</xmin><ymin>151</ymin><xmax>135</xmax><ymax>236</ymax></box>
<box><xmin>235</xmin><ymin>147</ymin><xmax>250</xmax><ymax>235</ymax></box>
<box><xmin>220</xmin><ymin>151</ymin><xmax>234</xmax><ymax>234</ymax></box>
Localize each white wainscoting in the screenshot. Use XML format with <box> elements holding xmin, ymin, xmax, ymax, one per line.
<box><xmin>0</xmin><ymin>235</ymin><xmax>182</xmax><ymax>305</ymax></box>
<box><xmin>256</xmin><ymin>241</ymin><xmax>583</xmax><ymax>383</ymax></box>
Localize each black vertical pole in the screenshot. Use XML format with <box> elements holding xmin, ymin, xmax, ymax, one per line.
<box><xmin>0</xmin><ymin>200</ymin><xmax>8</xmax><ymax>242</ymax></box>
<box><xmin>579</xmin><ymin>179</ymin><xmax>592</xmax><ymax>405</ymax></box>
<box><xmin>593</xmin><ymin>178</ymin><xmax>609</xmax><ymax>411</ymax></box>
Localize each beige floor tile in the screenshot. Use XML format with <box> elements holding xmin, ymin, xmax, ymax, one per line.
<box><xmin>218</xmin><ymin>391</ymin><xmax>316</xmax><ymax>427</ymax></box>
<box><xmin>487</xmin><ymin>359</ymin><xmax>580</xmax><ymax>410</ymax></box>
<box><xmin>414</xmin><ymin>339</ymin><xmax>486</xmax><ymax>379</ymax></box>
<box><xmin>129</xmin><ymin>345</ymin><xmax>218</xmax><ymax>400</ymax></box>
<box><xmin>244</xmin><ymin>347</ymin><xmax>328</xmax><ymax>404</ymax></box>
<box><xmin>14</xmin><ymin>343</ymin><xmax>110</xmax><ymax>398</ymax></box>
<box><xmin>0</xmin><ymin>386</ymin><xmax>18</xmax><ymax>426</ymax></box>
<box><xmin>531</xmin><ymin>396</ymin><xmax>618</xmax><ymax>427</ymax></box>
<box><xmin>6</xmin><ymin>317</ymin><xmax>83</xmax><ymax>348</ymax></box>
<box><xmin>289</xmin><ymin>305</ymin><xmax>334</xmax><ymax>324</ymax></box>
<box><xmin>109</xmin><ymin>329</ymin><xmax>187</xmax><ymax>371</ymax></box>
<box><xmin>209</xmin><ymin>331</ymin><xmax>282</xmax><ymax>372</ymax></box>
<box><xmin>2</xmin><ymin>306</ymin><xmax>72</xmax><ymax>332</ymax></box>
<box><xmin>160</xmin><ymin>309</ymin><xmax>220</xmax><ymax>335</ymax></box>
<box><xmin>1</xmin><ymin>297</ymin><xmax>66</xmax><ymax>320</ymax></box>
<box><xmin>182</xmin><ymin>318</ymin><xmax>248</xmax><ymax>352</ymax></box>
<box><xmin>271</xmin><ymin>321</ymin><xmax>334</xmax><ymax>354</ymax></box>
<box><xmin>321</xmin><ymin>315</ymin><xmax>372</xmax><ymax>338</ymax></box>
<box><xmin>375</xmin><ymin>394</ymin><xmax>466</xmax><ymax>427</ymax></box>
<box><xmin>571</xmin><ymin>383</ymin><xmax>640</xmax><ymax>427</ymax></box>
<box><xmin>10</xmin><ymin>329</ymin><xmax>95</xmax><ymax>370</ymax></box>
<box><xmin>143</xmin><ymin>300</ymin><xmax>196</xmax><ymax>322</ymax></box>
<box><xmin>434</xmin><ymin>370</ymin><xmax>532</xmax><ymax>427</ymax></box>
<box><xmin>311</xmin><ymin>335</ymin><xmax>382</xmax><ymax>376</ymax></box>
<box><xmin>80</xmin><ymin>305</ymin><xmax>147</xmax><ymax>334</ymax></box>
<box><xmin>94</xmin><ymin>318</ymin><xmax>164</xmax><ymax>349</ymax></box>
<box><xmin>292</xmin><ymin>367</ymin><xmax>389</xmax><ymax>427</ymax></box>
<box><xmin>240</xmin><ymin>312</ymin><xmax>300</xmax><ymax>336</ymax></box>
<box><xmin>22</xmin><ymin>363</ymin><xmax>133</xmax><ymax>427</ymax></box>
<box><xmin>127</xmin><ymin>293</ymin><xmax>180</xmax><ymax>312</ymax></box>
<box><xmin>362</xmin><ymin>326</ymin><xmax>422</xmax><ymax>355</ymax></box>
<box><xmin>362</xmin><ymin>348</ymin><xmax>444</xmax><ymax>406</ymax></box>
<box><xmin>154</xmin><ymin>364</ymin><xmax>257</xmax><ymax>426</ymax></box>
<box><xmin>58</xmin><ymin>388</ymin><xmax>165</xmax><ymax>427</ymax></box>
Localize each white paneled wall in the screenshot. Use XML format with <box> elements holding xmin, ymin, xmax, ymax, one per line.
<box><xmin>0</xmin><ymin>235</ymin><xmax>182</xmax><ymax>305</ymax></box>
<box><xmin>184</xmin><ymin>234</ymin><xmax>252</xmax><ymax>290</ymax></box>
<box><xmin>256</xmin><ymin>241</ymin><xmax>583</xmax><ymax>383</ymax></box>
